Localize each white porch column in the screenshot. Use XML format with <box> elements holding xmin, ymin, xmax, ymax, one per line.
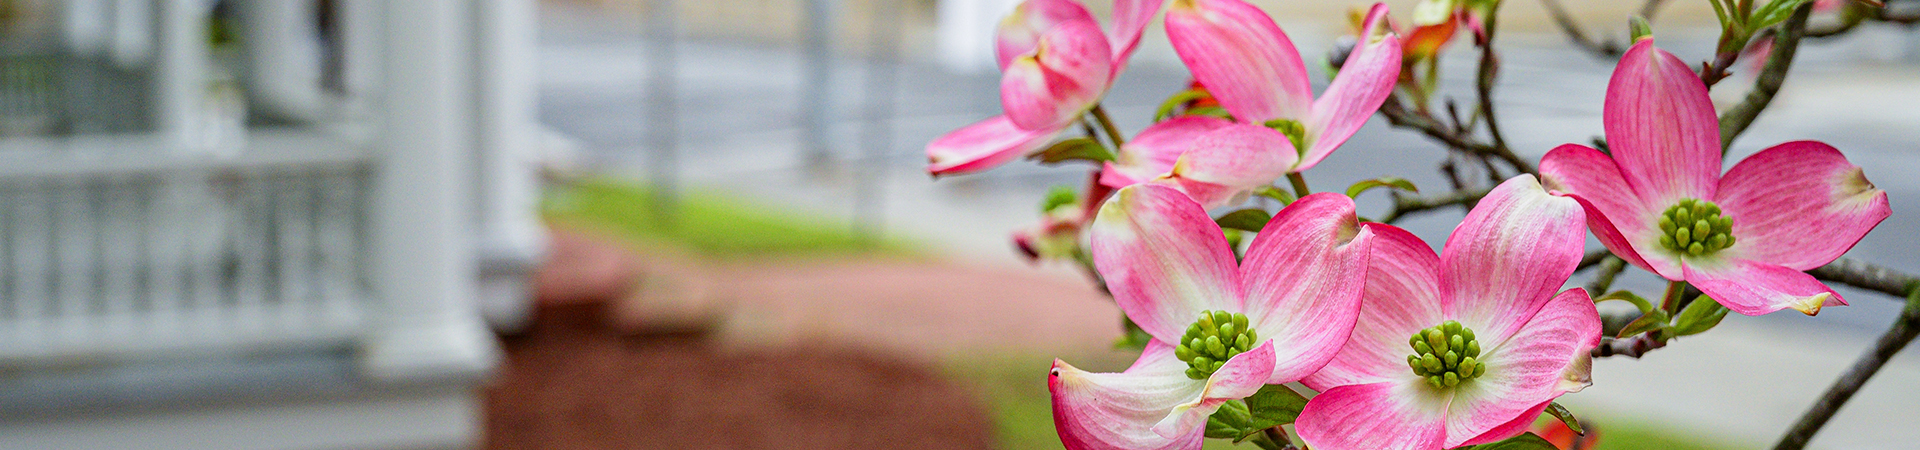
<box><xmin>361</xmin><ymin>0</ymin><xmax>498</xmax><ymax>383</ymax></box>
<box><xmin>471</xmin><ymin>0</ymin><xmax>547</xmax><ymax>331</ymax></box>
<box><xmin>153</xmin><ymin>0</ymin><xmax>205</xmax><ymax>142</ymax></box>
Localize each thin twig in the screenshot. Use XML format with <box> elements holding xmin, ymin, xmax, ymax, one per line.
<box><xmin>1576</xmin><ymin>249</ymin><xmax>1616</xmax><ymax>271</ymax></box>
<box><xmin>1090</xmin><ymin>104</ymin><xmax>1128</xmax><ymax>148</ymax></box>
<box><xmin>1586</xmin><ymin>256</ymin><xmax>1628</xmax><ymax>294</ymax></box>
<box><xmin>1380</xmin><ymin>187</ymin><xmax>1491</xmax><ymax>224</ymax></box>
<box><xmin>1719</xmin><ymin>3</ymin><xmax>1814</xmax><ymax>152</ymax></box>
<box><xmin>1810</xmin><ymin>257</ymin><xmax>1919</xmax><ymax>299</ymax></box>
<box><xmin>1592</xmin><ymin>333</ymin><xmax>1668</xmax><ymax>358</ymax></box>
<box><xmin>1378</xmin><ymin>99</ymin><xmax>1534</xmax><ymax>174</ymax></box>
<box><xmin>1771</xmin><ymin>285</ymin><xmax>1920</xmax><ymax>450</ymax></box>
<box><xmin>1472</xmin><ymin>14</ymin><xmax>1526</xmax><ymax>174</ymax></box>
<box><xmin>1539</xmin><ymin>0</ymin><xmax>1624</xmax><ymax>57</ymax></box>
<box><xmin>1639</xmin><ymin>0</ymin><xmax>1673</xmax><ymax>22</ymax></box>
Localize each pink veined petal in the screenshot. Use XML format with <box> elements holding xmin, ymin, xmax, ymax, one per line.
<box><xmin>1164</xmin><ymin>0</ymin><xmax>1314</xmax><ymax>124</ymax></box>
<box><xmin>1109</xmin><ymin>0</ymin><xmax>1166</xmax><ymax>72</ymax></box>
<box><xmin>1238</xmin><ymin>193</ymin><xmax>1374</xmax><ymax>383</ymax></box>
<box><xmin>1457</xmin><ymin>401</ymin><xmax>1552</xmax><ymax>447</ymax></box>
<box><xmin>1539</xmin><ymin>143</ymin><xmax>1680</xmax><ymax>279</ymax></box>
<box><xmin>1002</xmin><ymin>18</ymin><xmax>1114</xmax><ymax>131</ymax></box>
<box><xmin>1304</xmin><ymin>223</ymin><xmax>1447</xmax><ymax>391</ymax></box>
<box><xmin>1295</xmin><ymin>380</ymin><xmax>1449</xmax><ymax>450</ymax></box>
<box><xmin>1101</xmin><ymin>116</ymin><xmax>1233</xmax><ymax>189</ymax></box>
<box><xmin>1441</xmin><ymin>175</ymin><xmax>1587</xmax><ymax>345</ymax></box>
<box><xmin>1713</xmin><ymin>141</ymin><xmax>1891</xmax><ymax>271</ymax></box>
<box><xmin>1603</xmin><ymin>39</ymin><xmax>1722</xmax><ymax>205</ymax></box>
<box><xmin>1297</xmin><ymin>3</ymin><xmax>1402</xmax><ymax>173</ymax></box>
<box><xmin>1162</xmin><ymin>123</ymin><xmax>1299</xmax><ymax>208</ymax></box>
<box><xmin>996</xmin><ymin>0</ymin><xmax>1099</xmax><ymax>71</ymax></box>
<box><xmin>1684</xmin><ymin>258</ymin><xmax>1847</xmax><ymax>316</ymax></box>
<box><xmin>1446</xmin><ymin>288</ymin><xmax>1599</xmax><ymax>448</ymax></box>
<box><xmin>928</xmin><ymin>116</ymin><xmax>1067</xmax><ymax>175</ymax></box>
<box><xmin>1090</xmin><ymin>184</ymin><xmax>1244</xmax><ymax>342</ymax></box>
<box><xmin>1151</xmin><ymin>341</ymin><xmax>1278</xmax><ymax>439</ymax></box>
<box><xmin>1051</xmin><ymin>340</ymin><xmax>1209</xmax><ymax>450</ymax></box>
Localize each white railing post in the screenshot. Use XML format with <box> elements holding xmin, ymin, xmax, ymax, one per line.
<box><xmin>471</xmin><ymin>0</ymin><xmax>547</xmax><ymax>331</ymax></box>
<box><xmin>361</xmin><ymin>0</ymin><xmax>497</xmax><ymax>383</ymax></box>
<box><xmin>153</xmin><ymin>0</ymin><xmax>205</xmax><ymax>142</ymax></box>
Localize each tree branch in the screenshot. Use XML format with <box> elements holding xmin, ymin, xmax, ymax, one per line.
<box><xmin>1810</xmin><ymin>257</ymin><xmax>1919</xmax><ymax>299</ymax></box>
<box><xmin>1593</xmin><ymin>333</ymin><xmax>1668</xmax><ymax>358</ymax></box>
<box><xmin>1719</xmin><ymin>2</ymin><xmax>1814</xmax><ymax>152</ymax></box>
<box><xmin>1539</xmin><ymin>0</ymin><xmax>1625</xmax><ymax>58</ymax></box>
<box><xmin>1771</xmin><ymin>285</ymin><xmax>1920</xmax><ymax>450</ymax></box>
<box><xmin>1380</xmin><ymin>187</ymin><xmax>1491</xmax><ymax>224</ymax></box>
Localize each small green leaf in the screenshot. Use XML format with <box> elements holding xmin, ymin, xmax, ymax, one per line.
<box><xmin>1618</xmin><ymin>308</ymin><xmax>1669</xmax><ymax>338</ymax></box>
<box><xmin>1254</xmin><ymin>186</ymin><xmax>1295</xmax><ymax>205</ymax></box>
<box><xmin>1184</xmin><ymin>105</ymin><xmax>1234</xmax><ymax>120</ymax></box>
<box><xmin>1240</xmin><ymin>384</ymin><xmax>1309</xmax><ymax>438</ymax></box>
<box><xmin>1545</xmin><ymin>402</ymin><xmax>1585</xmax><ymax>436</ymax></box>
<box><xmin>1205</xmin><ymin>400</ymin><xmax>1252</xmax><ymax>439</ymax></box>
<box><xmin>1473</xmin><ymin>432</ymin><xmax>1560</xmax><ymax>450</ymax></box>
<box><xmin>1041</xmin><ymin>186</ymin><xmax>1078</xmax><ymax>213</ymax></box>
<box><xmin>1345</xmin><ymin>177</ymin><xmax>1420</xmax><ymax>199</ymax></box>
<box><xmin>1029</xmin><ymin>138</ymin><xmax>1114</xmax><ymax>164</ymax></box>
<box><xmin>1752</xmin><ymin>0</ymin><xmax>1815</xmax><ymax>29</ymax></box>
<box><xmin>1154</xmin><ymin>89</ymin><xmax>1211</xmax><ymax>122</ymax></box>
<box><xmin>1670</xmin><ymin>294</ymin><xmax>1731</xmax><ymax>336</ymax></box>
<box><xmin>1593</xmin><ymin>290</ymin><xmax>1657</xmax><ymax>315</ymax></box>
<box><xmin>1114</xmin><ymin>316</ymin><xmax>1153</xmax><ymax>350</ymax></box>
<box><xmin>1629</xmin><ymin>16</ymin><xmax>1653</xmax><ymax>42</ymax></box>
<box><xmin>1216</xmin><ymin>209</ymin><xmax>1273</xmax><ymax>232</ymax></box>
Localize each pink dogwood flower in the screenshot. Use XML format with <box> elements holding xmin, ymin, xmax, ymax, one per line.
<box><xmin>1051</xmin><ymin>185</ymin><xmax>1375</xmax><ymax>449</ymax></box>
<box><xmin>1295</xmin><ymin>175</ymin><xmax>1602</xmax><ymax>450</ymax></box>
<box><xmin>1151</xmin><ymin>0</ymin><xmax>1402</xmax><ymax>202</ymax></box>
<box><xmin>1538</xmin><ymin>40</ymin><xmax>1890</xmax><ymax>316</ymax></box>
<box><xmin>1099</xmin><ymin>115</ymin><xmax>1233</xmax><ymax>189</ymax></box>
<box><xmin>928</xmin><ymin>0</ymin><xmax>1165</xmax><ymax>175</ymax></box>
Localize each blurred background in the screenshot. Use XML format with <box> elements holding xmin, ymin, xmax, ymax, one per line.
<box><xmin>0</xmin><ymin>0</ymin><xmax>1915</xmax><ymax>449</ymax></box>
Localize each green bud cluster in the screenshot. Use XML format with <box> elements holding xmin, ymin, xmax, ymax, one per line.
<box><xmin>1174</xmin><ymin>310</ymin><xmax>1258</xmax><ymax>380</ymax></box>
<box><xmin>1657</xmin><ymin>199</ymin><xmax>1735</xmax><ymax>256</ymax></box>
<box><xmin>1407</xmin><ymin>320</ymin><xmax>1484</xmax><ymax>389</ymax></box>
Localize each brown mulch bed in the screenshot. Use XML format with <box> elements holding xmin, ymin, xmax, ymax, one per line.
<box><xmin>483</xmin><ymin>302</ymin><xmax>1000</xmax><ymax>450</ymax></box>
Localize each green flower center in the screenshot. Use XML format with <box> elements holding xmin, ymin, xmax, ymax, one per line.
<box><xmin>1407</xmin><ymin>320</ymin><xmax>1484</xmax><ymax>389</ymax></box>
<box><xmin>1174</xmin><ymin>310</ymin><xmax>1258</xmax><ymax>380</ymax></box>
<box><xmin>1657</xmin><ymin>199</ymin><xmax>1735</xmax><ymax>256</ymax></box>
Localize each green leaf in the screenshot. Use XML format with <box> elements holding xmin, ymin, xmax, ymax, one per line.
<box><xmin>1545</xmin><ymin>402</ymin><xmax>1585</xmax><ymax>436</ymax></box>
<box><xmin>1254</xmin><ymin>186</ymin><xmax>1296</xmax><ymax>205</ymax></box>
<box><xmin>1239</xmin><ymin>384</ymin><xmax>1309</xmax><ymax>440</ymax></box>
<box><xmin>1752</xmin><ymin>0</ymin><xmax>1815</xmax><ymax>29</ymax></box>
<box><xmin>1345</xmin><ymin>177</ymin><xmax>1420</xmax><ymax>199</ymax></box>
<box><xmin>1618</xmin><ymin>308</ymin><xmax>1669</xmax><ymax>338</ymax></box>
<box><xmin>1216</xmin><ymin>209</ymin><xmax>1273</xmax><ymax>232</ymax></box>
<box><xmin>1629</xmin><ymin>16</ymin><xmax>1653</xmax><ymax>42</ymax></box>
<box><xmin>1041</xmin><ymin>186</ymin><xmax>1078</xmax><ymax>213</ymax></box>
<box><xmin>1113</xmin><ymin>316</ymin><xmax>1153</xmax><ymax>350</ymax></box>
<box><xmin>1029</xmin><ymin>137</ymin><xmax>1115</xmax><ymax>164</ymax></box>
<box><xmin>1473</xmin><ymin>432</ymin><xmax>1560</xmax><ymax>450</ymax></box>
<box><xmin>1593</xmin><ymin>290</ymin><xmax>1657</xmax><ymax>315</ymax></box>
<box><xmin>1154</xmin><ymin>89</ymin><xmax>1211</xmax><ymax>122</ymax></box>
<box><xmin>1205</xmin><ymin>400</ymin><xmax>1252</xmax><ymax>439</ymax></box>
<box><xmin>1670</xmin><ymin>294</ymin><xmax>1731</xmax><ymax>336</ymax></box>
<box><xmin>1184</xmin><ymin>105</ymin><xmax>1234</xmax><ymax>120</ymax></box>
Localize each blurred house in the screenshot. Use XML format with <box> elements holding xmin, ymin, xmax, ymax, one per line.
<box><xmin>0</xmin><ymin>1</ymin><xmax>547</xmax><ymax>448</ymax></box>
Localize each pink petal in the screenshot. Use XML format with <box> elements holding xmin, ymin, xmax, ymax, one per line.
<box><xmin>928</xmin><ymin>116</ymin><xmax>1067</xmax><ymax>175</ymax></box>
<box><xmin>1109</xmin><ymin>0</ymin><xmax>1166</xmax><ymax>70</ymax></box>
<box><xmin>1538</xmin><ymin>144</ymin><xmax>1680</xmax><ymax>279</ymax></box>
<box><xmin>1002</xmin><ymin>18</ymin><xmax>1114</xmax><ymax>131</ymax></box>
<box><xmin>1684</xmin><ymin>258</ymin><xmax>1847</xmax><ymax>316</ymax></box>
<box><xmin>1162</xmin><ymin>123</ymin><xmax>1299</xmax><ymax>208</ymax></box>
<box><xmin>1298</xmin><ymin>3</ymin><xmax>1402</xmax><ymax>172</ymax></box>
<box><xmin>1304</xmin><ymin>223</ymin><xmax>1447</xmax><ymax>391</ymax></box>
<box><xmin>1151</xmin><ymin>341</ymin><xmax>1278</xmax><ymax>438</ymax></box>
<box><xmin>995</xmin><ymin>0</ymin><xmax>1099</xmax><ymax>71</ymax></box>
<box><xmin>1713</xmin><ymin>141</ymin><xmax>1891</xmax><ymax>271</ymax></box>
<box><xmin>1238</xmin><ymin>193</ymin><xmax>1374</xmax><ymax>383</ymax></box>
<box><xmin>1090</xmin><ymin>184</ymin><xmax>1244</xmax><ymax>342</ymax></box>
<box><xmin>1051</xmin><ymin>340</ymin><xmax>1209</xmax><ymax>450</ymax></box>
<box><xmin>1295</xmin><ymin>381</ymin><xmax>1449</xmax><ymax>450</ymax></box>
<box><xmin>1441</xmin><ymin>175</ymin><xmax>1587</xmax><ymax>345</ymax></box>
<box><xmin>1101</xmin><ymin>116</ymin><xmax>1233</xmax><ymax>189</ymax></box>
<box><xmin>1457</xmin><ymin>401</ymin><xmax>1552</xmax><ymax>447</ymax></box>
<box><xmin>1603</xmin><ymin>39</ymin><xmax>1722</xmax><ymax>205</ymax></box>
<box><xmin>1164</xmin><ymin>0</ymin><xmax>1314</xmax><ymax>124</ymax></box>
<box><xmin>1447</xmin><ymin>288</ymin><xmax>1599</xmax><ymax>448</ymax></box>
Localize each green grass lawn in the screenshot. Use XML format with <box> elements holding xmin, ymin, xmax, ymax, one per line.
<box><xmin>541</xmin><ymin>177</ymin><xmax>916</xmax><ymax>259</ymax></box>
<box><xmin>947</xmin><ymin>354</ymin><xmax>1733</xmax><ymax>450</ymax></box>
